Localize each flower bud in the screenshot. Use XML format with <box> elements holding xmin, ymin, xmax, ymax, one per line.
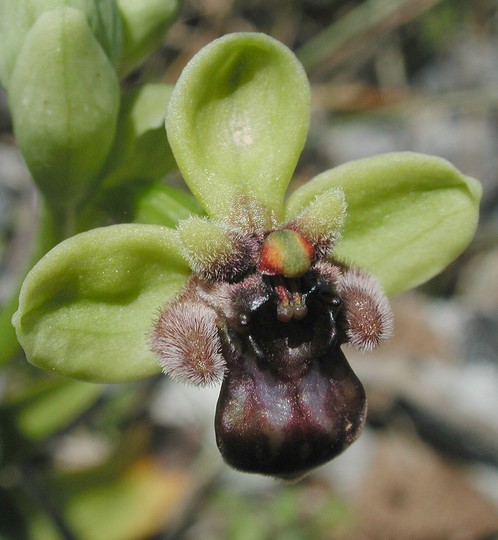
<box><xmin>8</xmin><ymin>7</ymin><xmax>120</xmax><ymax>207</ymax></box>
<box><xmin>0</xmin><ymin>0</ymin><xmax>122</xmax><ymax>87</ymax></box>
<box><xmin>117</xmin><ymin>0</ymin><xmax>180</xmax><ymax>75</ymax></box>
<box><xmin>101</xmin><ymin>84</ymin><xmax>176</xmax><ymax>190</ymax></box>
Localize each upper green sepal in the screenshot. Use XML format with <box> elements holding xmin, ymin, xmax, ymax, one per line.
<box><xmin>286</xmin><ymin>152</ymin><xmax>481</xmax><ymax>296</ymax></box>
<box><xmin>13</xmin><ymin>224</ymin><xmax>189</xmax><ymax>382</ymax></box>
<box><xmin>166</xmin><ymin>32</ymin><xmax>311</xmax><ymax>220</ymax></box>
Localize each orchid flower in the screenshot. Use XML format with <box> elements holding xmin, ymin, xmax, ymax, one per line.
<box><xmin>13</xmin><ymin>33</ymin><xmax>481</xmax><ymax>479</ymax></box>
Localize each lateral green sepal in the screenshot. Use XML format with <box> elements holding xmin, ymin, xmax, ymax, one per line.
<box><xmin>285</xmin><ymin>152</ymin><xmax>481</xmax><ymax>296</ymax></box>
<box><xmin>13</xmin><ymin>224</ymin><xmax>189</xmax><ymax>382</ymax></box>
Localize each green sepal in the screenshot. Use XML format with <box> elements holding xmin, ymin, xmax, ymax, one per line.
<box><xmin>285</xmin><ymin>152</ymin><xmax>481</xmax><ymax>296</ymax></box>
<box><xmin>117</xmin><ymin>0</ymin><xmax>180</xmax><ymax>75</ymax></box>
<box><xmin>101</xmin><ymin>83</ymin><xmax>176</xmax><ymax>190</ymax></box>
<box><xmin>13</xmin><ymin>224</ymin><xmax>190</xmax><ymax>382</ymax></box>
<box><xmin>8</xmin><ymin>7</ymin><xmax>120</xmax><ymax>208</ymax></box>
<box><xmin>166</xmin><ymin>32</ymin><xmax>311</xmax><ymax>220</ymax></box>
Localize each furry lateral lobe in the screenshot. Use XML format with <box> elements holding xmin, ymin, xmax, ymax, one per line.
<box><xmin>151</xmin><ymin>299</ymin><xmax>226</xmax><ymax>386</ymax></box>
<box><xmin>338</xmin><ymin>268</ymin><xmax>393</xmax><ymax>351</ymax></box>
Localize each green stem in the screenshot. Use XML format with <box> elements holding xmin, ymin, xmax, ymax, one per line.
<box><xmin>0</xmin><ymin>201</ymin><xmax>63</xmax><ymax>366</ymax></box>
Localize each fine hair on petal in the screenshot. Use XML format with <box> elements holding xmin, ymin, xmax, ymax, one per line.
<box><xmin>151</xmin><ymin>299</ymin><xmax>226</xmax><ymax>386</ymax></box>
<box><xmin>338</xmin><ymin>268</ymin><xmax>393</xmax><ymax>352</ymax></box>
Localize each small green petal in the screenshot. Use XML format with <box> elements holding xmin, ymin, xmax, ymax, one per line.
<box><xmin>166</xmin><ymin>32</ymin><xmax>311</xmax><ymax>220</ymax></box>
<box><xmin>286</xmin><ymin>187</ymin><xmax>346</xmax><ymax>248</ymax></box>
<box><xmin>13</xmin><ymin>224</ymin><xmax>190</xmax><ymax>382</ymax></box>
<box><xmin>8</xmin><ymin>7</ymin><xmax>120</xmax><ymax>207</ymax></box>
<box><xmin>285</xmin><ymin>152</ymin><xmax>481</xmax><ymax>296</ymax></box>
<box><xmin>177</xmin><ymin>217</ymin><xmax>241</xmax><ymax>275</ymax></box>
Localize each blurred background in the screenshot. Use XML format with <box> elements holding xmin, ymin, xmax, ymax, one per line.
<box><xmin>1</xmin><ymin>0</ymin><xmax>497</xmax><ymax>538</ymax></box>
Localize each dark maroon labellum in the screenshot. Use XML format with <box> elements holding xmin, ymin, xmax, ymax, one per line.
<box><xmin>152</xmin><ymin>217</ymin><xmax>392</xmax><ymax>479</ymax></box>
<box><xmin>214</xmin><ymin>275</ymin><xmax>367</xmax><ymax>480</ymax></box>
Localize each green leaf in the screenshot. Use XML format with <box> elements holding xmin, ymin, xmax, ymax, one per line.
<box><xmin>101</xmin><ymin>83</ymin><xmax>176</xmax><ymax>189</ymax></box>
<box><xmin>117</xmin><ymin>0</ymin><xmax>180</xmax><ymax>75</ymax></box>
<box><xmin>13</xmin><ymin>224</ymin><xmax>190</xmax><ymax>382</ymax></box>
<box><xmin>296</xmin><ymin>0</ymin><xmax>441</xmax><ymax>73</ymax></box>
<box><xmin>8</xmin><ymin>378</ymin><xmax>103</xmax><ymax>441</ymax></box>
<box><xmin>8</xmin><ymin>7</ymin><xmax>120</xmax><ymax>207</ymax></box>
<box><xmin>63</xmin><ymin>459</ymin><xmax>191</xmax><ymax>540</ymax></box>
<box><xmin>285</xmin><ymin>152</ymin><xmax>481</xmax><ymax>296</ymax></box>
<box><xmin>166</xmin><ymin>32</ymin><xmax>311</xmax><ymax>220</ymax></box>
